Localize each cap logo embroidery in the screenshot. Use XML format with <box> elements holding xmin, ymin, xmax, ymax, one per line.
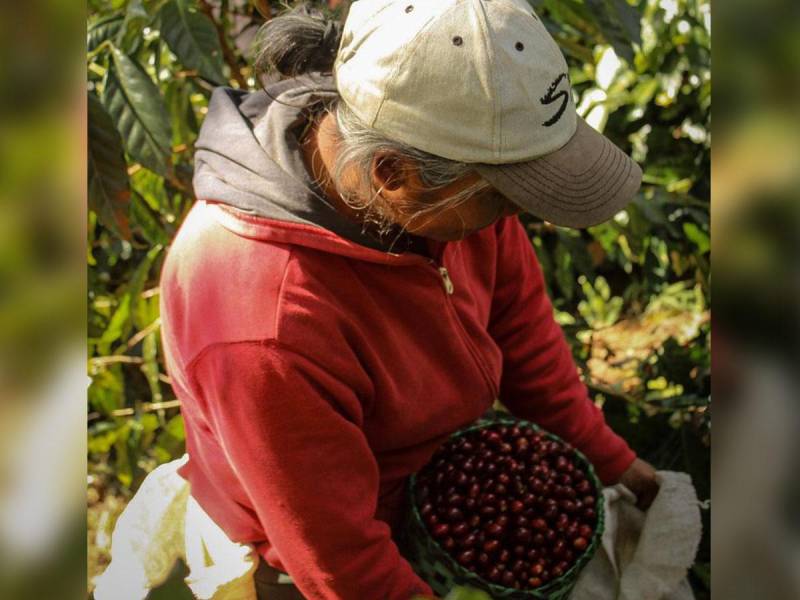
<box><xmin>540</xmin><ymin>72</ymin><xmax>570</xmax><ymax>127</ymax></box>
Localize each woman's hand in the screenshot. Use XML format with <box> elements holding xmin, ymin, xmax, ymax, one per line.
<box><xmin>618</xmin><ymin>458</ymin><xmax>660</xmax><ymax>510</ymax></box>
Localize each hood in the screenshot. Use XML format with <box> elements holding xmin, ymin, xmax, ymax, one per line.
<box><xmin>193</xmin><ymin>75</ymin><xmax>405</xmax><ymax>253</ymax></box>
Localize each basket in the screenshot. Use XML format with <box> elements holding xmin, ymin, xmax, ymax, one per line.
<box><xmin>400</xmin><ymin>413</ymin><xmax>605</xmax><ymax>599</ymax></box>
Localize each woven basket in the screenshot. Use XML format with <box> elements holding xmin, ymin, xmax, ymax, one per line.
<box><xmin>400</xmin><ymin>413</ymin><xmax>605</xmax><ymax>599</ymax></box>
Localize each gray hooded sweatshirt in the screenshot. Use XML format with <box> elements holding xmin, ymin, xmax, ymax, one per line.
<box><xmin>192</xmin><ymin>75</ymin><xmax>425</xmax><ymax>254</ymax></box>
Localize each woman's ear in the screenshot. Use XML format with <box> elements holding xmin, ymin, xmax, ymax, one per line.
<box><xmin>370</xmin><ymin>151</ymin><xmax>425</xmax><ymax>203</ymax></box>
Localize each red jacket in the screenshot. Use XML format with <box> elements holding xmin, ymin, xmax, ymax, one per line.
<box><xmin>159</xmin><ymin>200</ymin><xmax>635</xmax><ymax>600</ymax></box>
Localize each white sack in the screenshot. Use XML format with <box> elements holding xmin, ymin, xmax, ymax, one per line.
<box><xmin>92</xmin><ymin>455</ymin><xmax>259</xmax><ymax>600</ymax></box>
<box><xmin>571</xmin><ymin>471</ymin><xmax>702</xmax><ymax>600</ymax></box>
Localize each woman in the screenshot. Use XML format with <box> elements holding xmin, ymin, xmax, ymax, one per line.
<box><xmin>159</xmin><ymin>1</ymin><xmax>659</xmax><ymax>598</ymax></box>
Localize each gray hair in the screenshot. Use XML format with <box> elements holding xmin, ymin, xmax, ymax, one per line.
<box><xmin>330</xmin><ymin>101</ymin><xmax>490</xmax><ymax>237</ymax></box>
<box><xmin>253</xmin><ymin>4</ymin><xmax>490</xmax><ymax>239</ymax></box>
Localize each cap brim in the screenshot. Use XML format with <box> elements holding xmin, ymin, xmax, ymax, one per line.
<box><xmin>475</xmin><ymin>117</ymin><xmax>642</xmax><ymax>228</ymax></box>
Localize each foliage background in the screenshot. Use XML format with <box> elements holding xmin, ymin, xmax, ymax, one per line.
<box><xmin>87</xmin><ymin>0</ymin><xmax>710</xmax><ymax>596</ymax></box>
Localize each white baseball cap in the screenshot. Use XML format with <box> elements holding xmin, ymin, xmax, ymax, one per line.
<box><xmin>334</xmin><ymin>0</ymin><xmax>642</xmax><ymax>227</ymax></box>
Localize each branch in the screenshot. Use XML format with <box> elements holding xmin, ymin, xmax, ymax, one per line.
<box><xmin>88</xmin><ymin>399</ymin><xmax>183</xmax><ymax>421</ymax></box>
<box><xmin>198</xmin><ymin>0</ymin><xmax>249</xmax><ymax>88</ymax></box>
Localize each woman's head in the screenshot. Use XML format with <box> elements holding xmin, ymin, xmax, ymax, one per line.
<box><xmin>254</xmin><ymin>0</ymin><xmax>641</xmax><ymax>235</ymax></box>
<box><xmin>253</xmin><ymin>5</ymin><xmax>516</xmax><ymax>241</ymax></box>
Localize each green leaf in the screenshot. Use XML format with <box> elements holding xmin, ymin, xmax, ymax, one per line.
<box><xmin>99</xmin><ymin>244</ymin><xmax>163</xmax><ymax>351</ymax></box>
<box><xmin>158</xmin><ymin>0</ymin><xmax>226</xmax><ymax>84</ymax></box>
<box><xmin>131</xmin><ymin>192</ymin><xmax>171</xmax><ymax>246</ymax></box>
<box><xmin>103</xmin><ymin>46</ymin><xmax>173</xmax><ymax>175</ymax></box>
<box><xmin>683</xmin><ymin>222</ymin><xmax>710</xmax><ymax>254</ymax></box>
<box><xmin>133</xmin><ymin>294</ymin><xmax>161</xmax><ymax>335</ymax></box>
<box><xmin>584</xmin><ymin>0</ymin><xmax>642</xmax><ymax>63</ymax></box>
<box><xmin>88</xmin><ymin>14</ymin><xmax>124</xmax><ymax>53</ymax></box>
<box><xmin>115</xmin><ymin>0</ymin><xmax>151</xmax><ymax>53</ymax></box>
<box><xmin>88</xmin><ymin>366</ymin><xmax>126</xmax><ymax>415</ymax></box>
<box><xmin>444</xmin><ymin>586</ymin><xmax>493</xmax><ymax>600</ymax></box>
<box><xmin>131</xmin><ymin>167</ymin><xmax>170</xmax><ymax>211</ymax></box>
<box><xmin>554</xmin><ymin>242</ymin><xmax>575</xmax><ymax>301</ymax></box>
<box><xmin>155</xmin><ymin>414</ymin><xmax>186</xmax><ymax>463</ymax></box>
<box><xmin>114</xmin><ymin>422</ymin><xmax>134</xmax><ymax>487</ymax></box>
<box><xmin>88</xmin><ymin>93</ymin><xmax>132</xmax><ymax>240</ymax></box>
<box><xmin>88</xmin><ymin>427</ymin><xmax>120</xmax><ymax>454</ymax></box>
<box><xmin>164</xmin><ymin>414</ymin><xmax>185</xmax><ymax>440</ymax></box>
<box><xmin>98</xmin><ymin>293</ymin><xmax>132</xmax><ymax>350</ymax></box>
<box><xmin>164</xmin><ymin>79</ymin><xmax>199</xmax><ymax>147</ymax></box>
<box><xmin>141</xmin><ymin>331</ymin><xmax>164</xmax><ymax>403</ymax></box>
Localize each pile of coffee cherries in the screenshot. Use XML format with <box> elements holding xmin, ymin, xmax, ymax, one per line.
<box><xmin>414</xmin><ymin>423</ymin><xmax>599</xmax><ymax>591</ymax></box>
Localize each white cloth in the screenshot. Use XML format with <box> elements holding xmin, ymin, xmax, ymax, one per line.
<box><xmin>92</xmin><ymin>456</ymin><xmax>259</xmax><ymax>600</ymax></box>
<box><xmin>94</xmin><ymin>461</ymin><xmax>701</xmax><ymax>600</ymax></box>
<box><xmin>571</xmin><ymin>471</ymin><xmax>702</xmax><ymax>600</ymax></box>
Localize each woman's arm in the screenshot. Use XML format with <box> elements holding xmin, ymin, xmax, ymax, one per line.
<box><xmin>187</xmin><ymin>338</ymin><xmax>434</xmax><ymax>600</ymax></box>
<box><xmin>487</xmin><ymin>217</ymin><xmax>636</xmax><ymax>485</ymax></box>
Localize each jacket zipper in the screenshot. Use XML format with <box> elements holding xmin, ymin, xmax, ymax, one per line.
<box><xmin>428</xmin><ymin>259</ymin><xmax>498</xmax><ymax>398</ymax></box>
<box><xmin>438</xmin><ymin>266</ymin><xmax>454</xmax><ymax>295</ymax></box>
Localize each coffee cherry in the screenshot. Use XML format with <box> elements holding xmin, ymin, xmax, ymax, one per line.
<box><xmin>566</xmin><ymin>522</ymin><xmax>579</xmax><ymax>540</ymax></box>
<box><xmin>485</xmin><ymin>522</ymin><xmax>504</xmax><ymax>537</ymax></box>
<box><xmin>448</xmin><ymin>493</ymin><xmax>464</xmax><ymax>506</ymax></box>
<box><xmin>432</xmin><ymin>523</ymin><xmax>449</xmax><ymax>538</ymax></box>
<box><xmin>486</xmin><ymin>431</ymin><xmax>502</xmax><ymax>446</ymax></box>
<box><xmin>447</xmin><ymin>507</ymin><xmax>464</xmax><ymax>522</ymax></box>
<box><xmin>544</xmin><ymin>504</ymin><xmax>559</xmax><ymax>520</ymax></box>
<box><xmin>515</xmin><ymin>528</ymin><xmax>532</xmax><ymax>543</ymax></box>
<box><xmin>457</xmin><ymin>550</ymin><xmax>475</xmax><ymax>565</ymax></box>
<box><xmin>573</xmin><ymin>537</ymin><xmax>588</xmax><ymax>551</ymax></box>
